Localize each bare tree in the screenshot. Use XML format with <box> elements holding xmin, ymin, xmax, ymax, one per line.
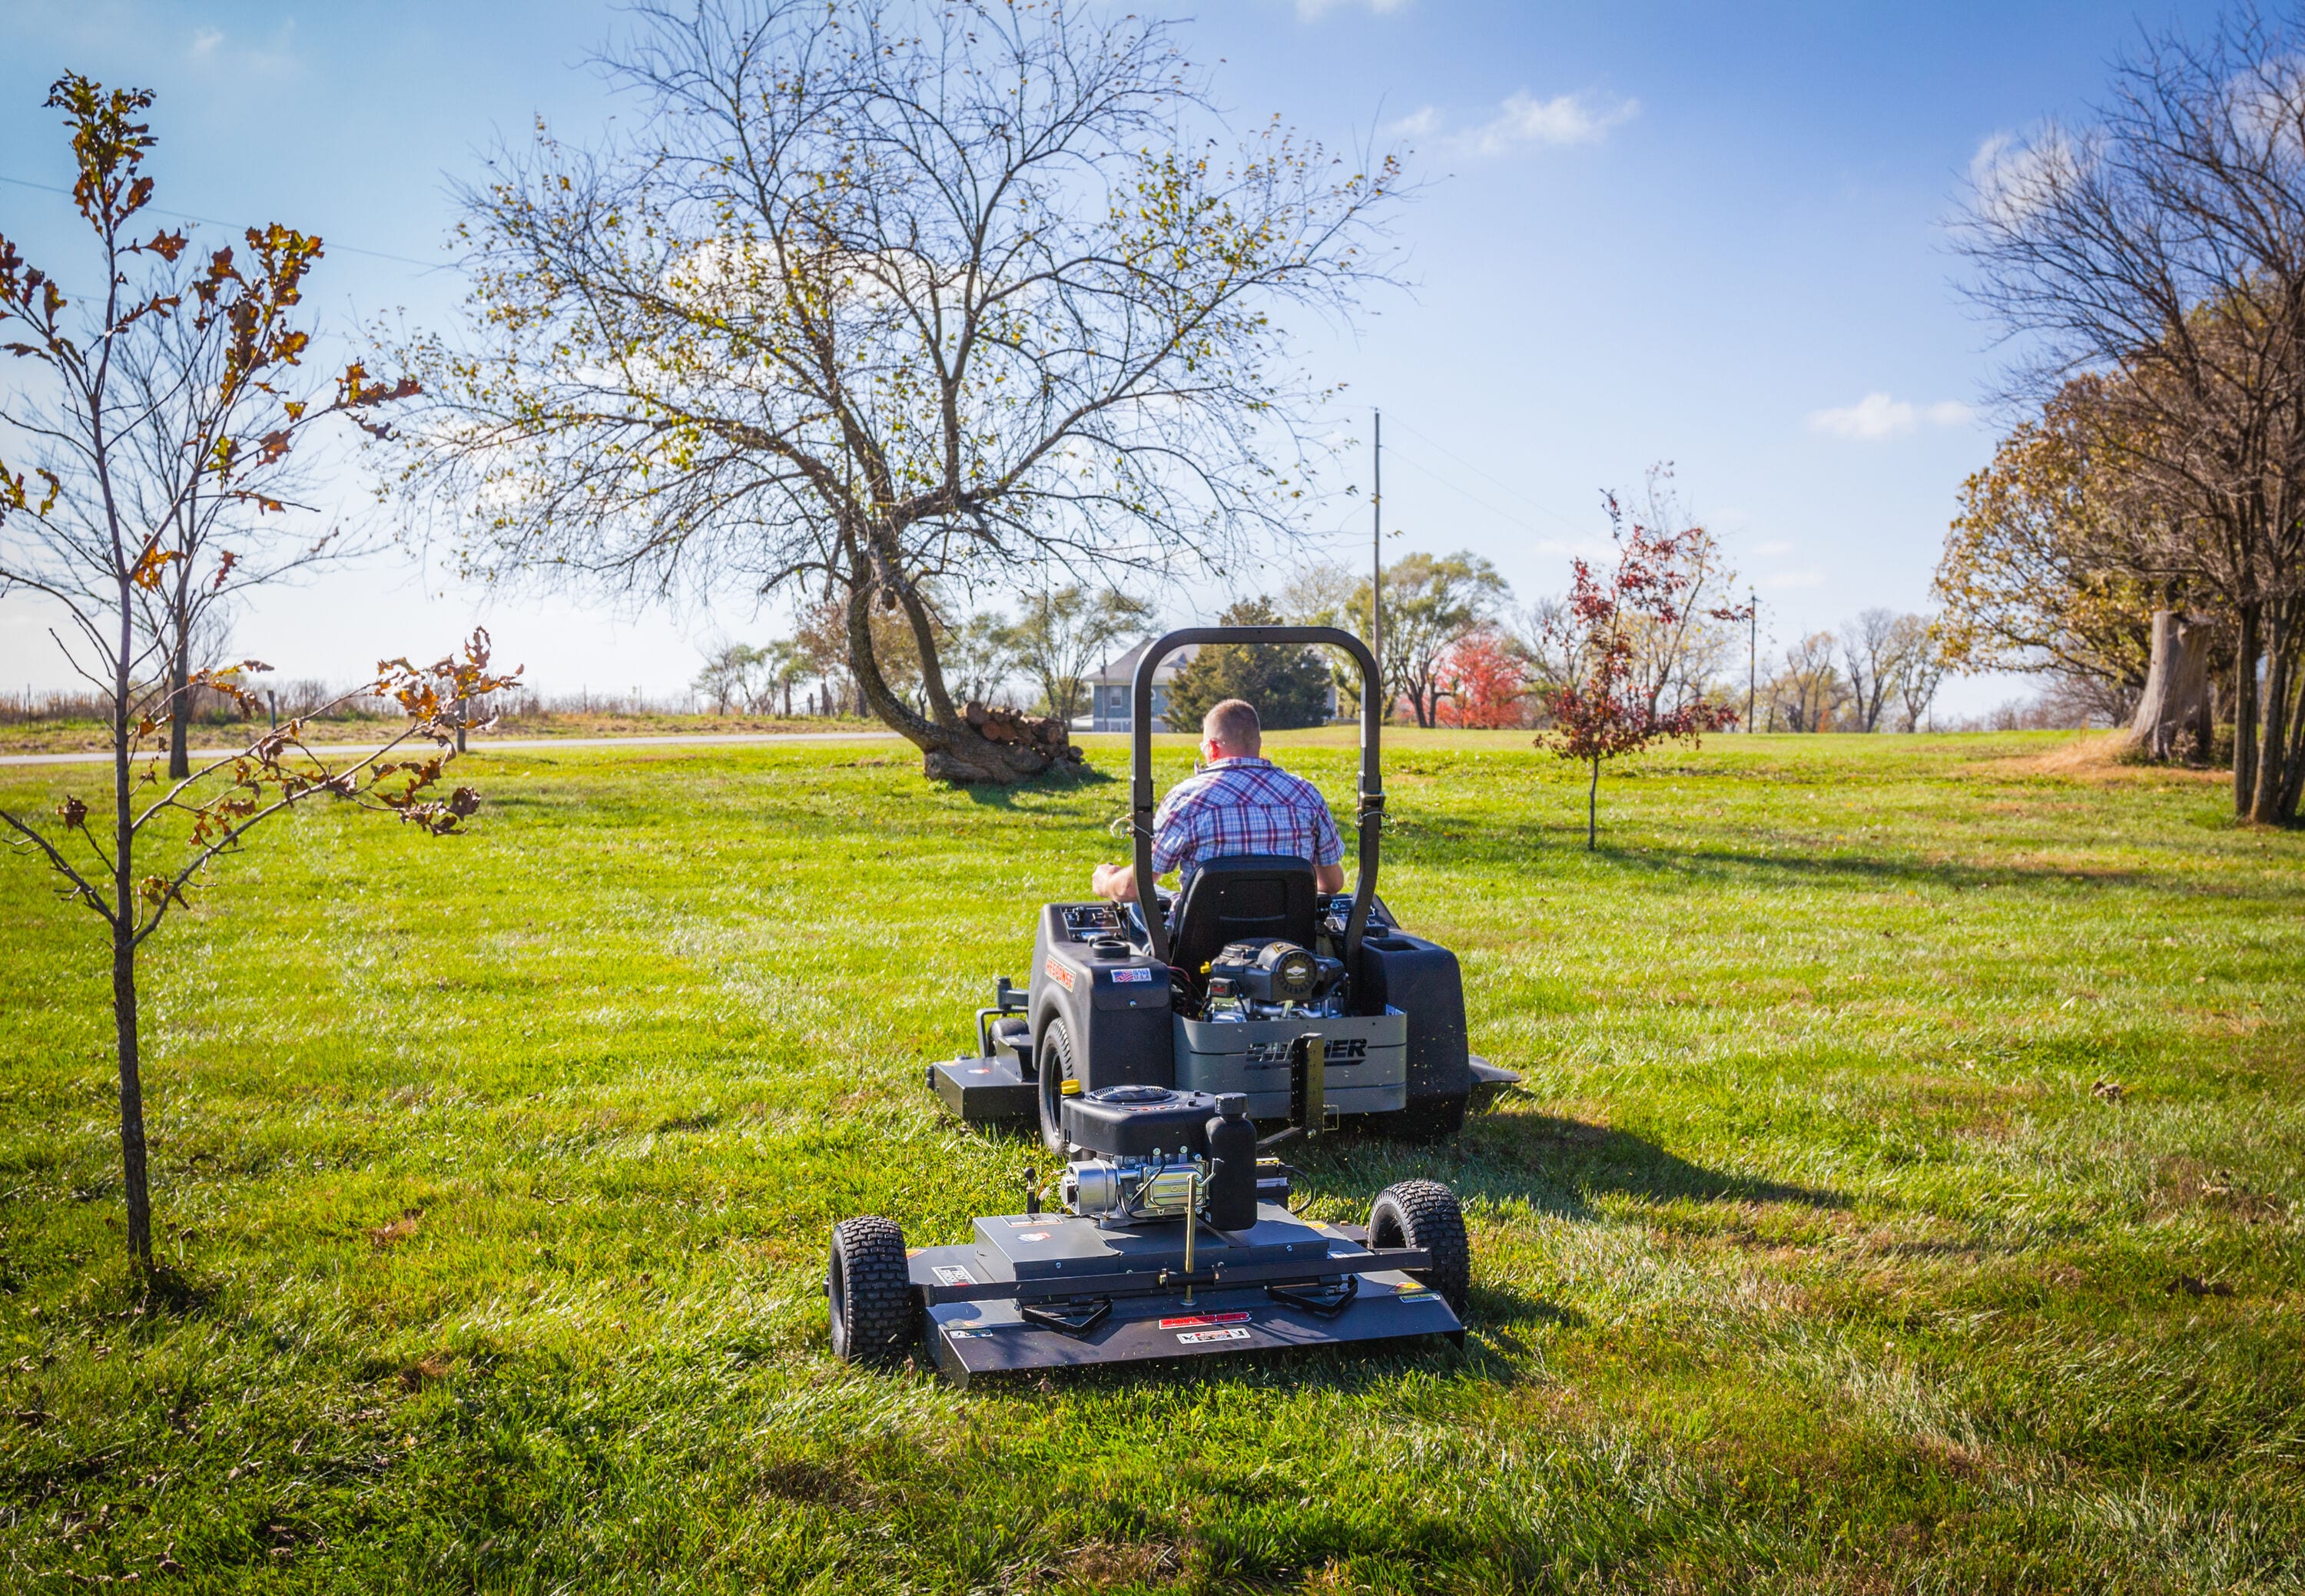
<box><xmin>1955</xmin><ymin>8</ymin><xmax>2305</xmax><ymax>821</ymax></box>
<box><xmin>1617</xmin><ymin>466</ymin><xmax>1745</xmax><ymax>723</ymax></box>
<box><xmin>692</xmin><ymin>641</ymin><xmax>767</xmax><ymax>714</ymax></box>
<box><xmin>1840</xmin><ymin>609</ymin><xmax>1901</xmax><ymax>732</ymax></box>
<box><xmin>385</xmin><ymin>0</ymin><xmax>1401</xmax><ymax>784</ymax></box>
<box><xmin>1886</xmin><ymin>613</ymin><xmax>1948</xmax><ymax>732</ymax></box>
<box><xmin>1769</xmin><ymin>632</ymin><xmax>1847</xmax><ymax>732</ymax></box>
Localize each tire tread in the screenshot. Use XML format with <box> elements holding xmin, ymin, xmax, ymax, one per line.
<box><xmin>1368</xmin><ymin>1178</ymin><xmax>1471</xmax><ymax>1316</ymax></box>
<box><xmin>829</xmin><ymin>1215</ymin><xmax>916</xmax><ymax>1366</ymax></box>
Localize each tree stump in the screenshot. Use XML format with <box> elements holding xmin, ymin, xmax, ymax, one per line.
<box><xmin>917</xmin><ymin>702</ymin><xmax>1084</xmax><ymax>783</ymax></box>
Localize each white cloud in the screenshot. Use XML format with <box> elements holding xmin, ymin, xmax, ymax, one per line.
<box><xmin>1763</xmin><ymin>569</ymin><xmax>1825</xmax><ymax>589</ymax></box>
<box><xmin>1807</xmin><ymin>392</ymin><xmax>1972</xmax><ymax>441</ymax></box>
<box><xmin>1391</xmin><ymin>88</ymin><xmax>1639</xmax><ymax>156</ymax></box>
<box><xmin>1385</xmin><ymin>106</ymin><xmax>1441</xmax><ymax>139</ymax></box>
<box><xmin>191</xmin><ymin>25</ymin><xmax>223</xmax><ymax>56</ymax></box>
<box><xmin>1967</xmin><ymin>128</ymin><xmax>2088</xmax><ymax>226</ymax></box>
<box><xmin>1753</xmin><ymin>539</ymin><xmax>1793</xmax><ymax>557</ymax></box>
<box><xmin>1468</xmin><ymin>90</ymin><xmax>1638</xmax><ymax>154</ymax></box>
<box><xmin>1296</xmin><ymin>0</ymin><xmax>1410</xmax><ymax>18</ymax></box>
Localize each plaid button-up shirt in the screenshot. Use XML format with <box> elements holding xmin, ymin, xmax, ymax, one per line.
<box><xmin>1151</xmin><ymin>756</ymin><xmax>1345</xmax><ymax>891</ymax></box>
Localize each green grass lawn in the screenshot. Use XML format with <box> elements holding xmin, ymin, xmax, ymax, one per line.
<box><xmin>2</xmin><ymin>730</ymin><xmax>2300</xmax><ymax>1593</ymax></box>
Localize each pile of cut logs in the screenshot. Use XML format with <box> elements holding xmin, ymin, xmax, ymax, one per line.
<box><xmin>962</xmin><ymin>700</ymin><xmax>1083</xmax><ymax>762</ymax></box>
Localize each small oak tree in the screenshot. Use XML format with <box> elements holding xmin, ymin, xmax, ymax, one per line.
<box><xmin>1537</xmin><ymin>495</ymin><xmax>1746</xmax><ymax>848</ymax></box>
<box><xmin>0</xmin><ymin>76</ymin><xmax>516</xmax><ymax>1269</ymax></box>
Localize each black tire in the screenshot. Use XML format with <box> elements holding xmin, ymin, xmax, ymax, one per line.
<box><xmin>1036</xmin><ymin>1017</ymin><xmax>1077</xmax><ymax>1156</ymax></box>
<box><xmin>827</xmin><ymin>1216</ymin><xmax>917</xmax><ymax>1367</ymax></box>
<box><xmin>1367</xmin><ymin>1179</ymin><xmax>1471</xmax><ymax>1317</ymax></box>
<box><xmin>1367</xmin><ymin>1093</ymin><xmax>1467</xmax><ymax>1143</ymax></box>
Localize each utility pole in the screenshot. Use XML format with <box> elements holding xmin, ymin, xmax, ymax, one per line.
<box><xmin>1746</xmin><ymin>589</ymin><xmax>1757</xmax><ymax>733</ymax></box>
<box><xmin>1371</xmin><ymin>409</ymin><xmax>1384</xmax><ymax>712</ymax></box>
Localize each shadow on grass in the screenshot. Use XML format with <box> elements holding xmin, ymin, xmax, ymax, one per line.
<box><xmin>1405</xmin><ymin>815</ymin><xmax>2187</xmax><ymax>895</ymax></box>
<box><xmin>949</xmin><ymin>761</ymin><xmax>1117</xmax><ymax>808</ymax></box>
<box><xmin>1304</xmin><ymin>1110</ymin><xmax>1846</xmax><ymax>1224</ymax></box>
<box><xmin>1458</xmin><ymin>1111</ymin><xmax>1847</xmax><ymax>1219</ymax></box>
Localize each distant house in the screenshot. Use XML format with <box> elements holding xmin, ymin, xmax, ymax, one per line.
<box><xmin>1083</xmin><ymin>638</ymin><xmax>1198</xmax><ymax>732</ymax></box>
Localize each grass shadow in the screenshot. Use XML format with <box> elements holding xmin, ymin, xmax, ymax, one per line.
<box><xmin>950</xmin><ymin>759</ymin><xmax>1118</xmax><ymax>808</ymax></box>
<box><xmin>1308</xmin><ymin>1112</ymin><xmax>1849</xmax><ymax>1223</ymax></box>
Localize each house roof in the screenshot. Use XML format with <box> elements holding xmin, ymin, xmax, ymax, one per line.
<box><xmin>1086</xmin><ymin>636</ymin><xmax>1196</xmax><ymax>687</ymax></box>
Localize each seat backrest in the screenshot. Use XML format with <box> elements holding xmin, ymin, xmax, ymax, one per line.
<box><xmin>1168</xmin><ymin>854</ymin><xmax>1320</xmax><ymax>974</ymax></box>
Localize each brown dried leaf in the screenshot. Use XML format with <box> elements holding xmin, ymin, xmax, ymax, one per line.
<box><xmin>368</xmin><ymin>1211</ymin><xmax>420</xmax><ymax>1249</ymax></box>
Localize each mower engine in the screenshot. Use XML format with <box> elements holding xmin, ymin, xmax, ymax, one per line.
<box><xmin>1056</xmin><ymin>1084</ymin><xmax>1259</xmax><ymax>1230</ymax></box>
<box><xmin>1202</xmin><ymin>937</ymin><xmax>1347</xmax><ymax>1023</ymax></box>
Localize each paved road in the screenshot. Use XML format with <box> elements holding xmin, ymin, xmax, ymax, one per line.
<box><xmin>0</xmin><ymin>729</ymin><xmax>902</xmax><ymax>768</ymax></box>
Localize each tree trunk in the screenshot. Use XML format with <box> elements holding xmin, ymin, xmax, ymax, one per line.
<box><xmin>166</xmin><ymin>591</ymin><xmax>192</xmax><ymax>781</ymax></box>
<box><xmin>2234</xmin><ymin>603</ymin><xmax>2260</xmax><ymax>817</ymax></box>
<box><xmin>843</xmin><ymin>572</ymin><xmax>1076</xmax><ymax>785</ymax></box>
<box><xmin>2250</xmin><ymin>605</ymin><xmax>2297</xmax><ymax>825</ymax></box>
<box><xmin>113</xmin><ymin>915</ymin><xmax>151</xmax><ymax>1268</ymax></box>
<box><xmin>2126</xmin><ymin>610</ymin><xmax>2214</xmax><ymax>762</ymax></box>
<box><xmin>113</xmin><ymin>579</ymin><xmax>154</xmax><ymax>1269</ymax></box>
<box><xmin>1587</xmin><ymin>755</ymin><xmax>1600</xmax><ymax>851</ymax></box>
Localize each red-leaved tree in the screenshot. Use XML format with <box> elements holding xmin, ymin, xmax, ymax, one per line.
<box><xmin>1537</xmin><ymin>495</ymin><xmax>1749</xmax><ymax>848</ymax></box>
<box><xmin>1436</xmin><ymin>625</ymin><xmax>1528</xmax><ymax>728</ymax></box>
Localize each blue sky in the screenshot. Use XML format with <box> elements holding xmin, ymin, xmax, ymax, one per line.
<box><xmin>0</xmin><ymin>0</ymin><xmax>2227</xmax><ymax>709</ymax></box>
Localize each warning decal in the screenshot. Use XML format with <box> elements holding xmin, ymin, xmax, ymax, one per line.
<box><xmin>1176</xmin><ymin>1326</ymin><xmax>1252</xmax><ymax>1345</ymax></box>
<box><xmin>1159</xmin><ymin>1312</ymin><xmax>1251</xmax><ymax>1329</ymax></box>
<box><xmin>931</xmin><ymin>1265</ymin><xmax>977</xmax><ymax>1286</ymax></box>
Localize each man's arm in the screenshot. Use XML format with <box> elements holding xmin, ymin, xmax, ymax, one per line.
<box><xmin>1315</xmin><ymin>861</ymin><xmax>1345</xmax><ymax>894</ymax></box>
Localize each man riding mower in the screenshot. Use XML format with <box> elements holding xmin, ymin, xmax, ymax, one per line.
<box><xmin>832</xmin><ymin>625</ymin><xmax>1513</xmax><ymax>1381</ymax></box>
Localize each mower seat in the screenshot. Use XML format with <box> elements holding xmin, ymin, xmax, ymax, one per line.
<box><xmin>1168</xmin><ymin>853</ymin><xmax>1321</xmax><ymax>974</ymax></box>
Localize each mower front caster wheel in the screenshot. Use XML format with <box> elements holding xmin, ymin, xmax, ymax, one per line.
<box><xmin>1368</xmin><ymin>1179</ymin><xmax>1471</xmax><ymax>1317</ymax></box>
<box><xmin>827</xmin><ymin>1216</ymin><xmax>919</xmax><ymax>1367</ymax></box>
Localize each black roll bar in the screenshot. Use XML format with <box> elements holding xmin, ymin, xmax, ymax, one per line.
<box><xmin>1130</xmin><ymin>626</ymin><xmax>1384</xmax><ymax>968</ymax></box>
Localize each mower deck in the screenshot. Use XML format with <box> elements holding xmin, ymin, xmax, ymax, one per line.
<box><xmin>907</xmin><ymin>1203</ymin><xmax>1461</xmax><ymax>1385</ymax></box>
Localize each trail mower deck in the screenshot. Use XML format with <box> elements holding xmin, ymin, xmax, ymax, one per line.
<box><xmin>907</xmin><ymin>1204</ymin><xmax>1460</xmax><ymax>1385</ymax></box>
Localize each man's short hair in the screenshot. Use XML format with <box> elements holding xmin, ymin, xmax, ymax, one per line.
<box><xmin>1202</xmin><ymin>698</ymin><xmax>1262</xmax><ymax>753</ymax></box>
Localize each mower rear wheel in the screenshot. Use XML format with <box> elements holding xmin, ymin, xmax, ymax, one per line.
<box><xmin>1036</xmin><ymin>1017</ymin><xmax>1078</xmax><ymax>1155</ymax></box>
<box><xmin>1368</xmin><ymin>1179</ymin><xmax>1470</xmax><ymax>1317</ymax></box>
<box><xmin>827</xmin><ymin>1216</ymin><xmax>917</xmax><ymax>1367</ymax></box>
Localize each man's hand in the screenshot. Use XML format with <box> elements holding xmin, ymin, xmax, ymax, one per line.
<box><xmin>1091</xmin><ymin>861</ymin><xmax>1139</xmax><ymax>902</ymax></box>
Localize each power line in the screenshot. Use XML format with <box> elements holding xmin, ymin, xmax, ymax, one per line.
<box><xmin>1381</xmin><ymin>444</ymin><xmax>1585</xmax><ymax>546</ymax></box>
<box><xmin>1384</xmin><ymin>416</ymin><xmax>1593</xmax><ymax>536</ymax></box>
<box><xmin>0</xmin><ymin>173</ymin><xmax>459</xmax><ymax>274</ymax></box>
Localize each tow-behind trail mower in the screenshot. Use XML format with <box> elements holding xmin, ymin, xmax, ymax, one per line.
<box><xmin>829</xmin><ymin>626</ymin><xmax>1516</xmax><ymax>1382</ymax></box>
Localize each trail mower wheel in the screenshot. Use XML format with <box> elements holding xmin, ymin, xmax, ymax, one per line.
<box><xmin>1368</xmin><ymin>1180</ymin><xmax>1470</xmax><ymax>1317</ymax></box>
<box><xmin>827</xmin><ymin>1216</ymin><xmax>917</xmax><ymax>1367</ymax></box>
<box><xmin>1036</xmin><ymin>1017</ymin><xmax>1077</xmax><ymax>1155</ymax></box>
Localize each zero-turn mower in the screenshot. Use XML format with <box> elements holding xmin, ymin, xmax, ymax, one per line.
<box><xmin>830</xmin><ymin>625</ymin><xmax>1515</xmax><ymax>1382</ymax></box>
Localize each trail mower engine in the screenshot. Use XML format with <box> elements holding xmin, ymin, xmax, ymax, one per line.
<box><xmin>1056</xmin><ymin>1084</ymin><xmax>1259</xmax><ymax>1231</ymax></box>
<box><xmin>1202</xmin><ymin>937</ymin><xmax>1347</xmax><ymax>1022</ymax></box>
